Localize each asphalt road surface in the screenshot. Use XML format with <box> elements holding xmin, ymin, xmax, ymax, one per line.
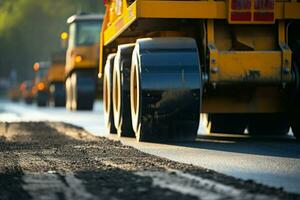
<box><xmin>0</xmin><ymin>121</ymin><xmax>298</xmax><ymax>200</ymax></box>
<box><xmin>0</xmin><ymin>99</ymin><xmax>300</xmax><ymax>195</ymax></box>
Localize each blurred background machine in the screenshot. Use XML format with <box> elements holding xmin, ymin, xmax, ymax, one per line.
<box><xmin>65</xmin><ymin>13</ymin><xmax>103</xmax><ymax>111</ymax></box>
<box><xmin>20</xmin><ymin>80</ymin><xmax>35</xmax><ymax>104</ymax></box>
<box><xmin>33</xmin><ymin>61</ymin><xmax>50</xmax><ymax>107</ymax></box>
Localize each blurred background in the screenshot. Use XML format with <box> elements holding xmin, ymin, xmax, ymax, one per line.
<box><xmin>0</xmin><ymin>0</ymin><xmax>104</xmax><ymax>95</ymax></box>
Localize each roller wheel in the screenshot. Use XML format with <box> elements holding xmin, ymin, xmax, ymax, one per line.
<box><xmin>25</xmin><ymin>97</ymin><xmax>33</xmax><ymax>105</ymax></box>
<box><xmin>131</xmin><ymin>37</ymin><xmax>202</xmax><ymax>142</ymax></box>
<box><xmin>247</xmin><ymin>114</ymin><xmax>289</xmax><ymax>136</ymax></box>
<box><xmin>209</xmin><ymin>114</ymin><xmax>247</xmax><ymax>134</ymax></box>
<box><xmin>71</xmin><ymin>70</ymin><xmax>96</xmax><ymax>111</ymax></box>
<box><xmin>65</xmin><ymin>77</ymin><xmax>72</xmax><ymax>110</ymax></box>
<box><xmin>103</xmin><ymin>53</ymin><xmax>117</xmax><ymax>134</ymax></box>
<box><xmin>37</xmin><ymin>91</ymin><xmax>48</xmax><ymax>107</ymax></box>
<box><xmin>49</xmin><ymin>82</ymin><xmax>66</xmax><ymax>107</ymax></box>
<box><xmin>113</xmin><ymin>44</ymin><xmax>136</xmax><ymax>137</ymax></box>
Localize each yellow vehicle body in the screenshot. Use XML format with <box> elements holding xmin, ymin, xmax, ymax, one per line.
<box><xmin>100</xmin><ymin>0</ymin><xmax>300</xmax><ymax>114</ymax></box>
<box><xmin>65</xmin><ymin>14</ymin><xmax>103</xmax><ymax>77</ymax></box>
<box><xmin>48</xmin><ymin>52</ymin><xmax>66</xmax><ymax>83</ymax></box>
<box><xmin>100</xmin><ymin>0</ymin><xmax>300</xmax><ymax>47</ymax></box>
<box><xmin>48</xmin><ymin>63</ymin><xmax>65</xmax><ymax>83</ymax></box>
<box><xmin>65</xmin><ymin>43</ymin><xmax>99</xmax><ymax>76</ymax></box>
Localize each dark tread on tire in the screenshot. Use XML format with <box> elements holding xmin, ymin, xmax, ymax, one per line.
<box><xmin>37</xmin><ymin>91</ymin><xmax>48</xmax><ymax>107</ymax></box>
<box><xmin>49</xmin><ymin>82</ymin><xmax>66</xmax><ymax>107</ymax></box>
<box><xmin>71</xmin><ymin>70</ymin><xmax>97</xmax><ymax>111</ymax></box>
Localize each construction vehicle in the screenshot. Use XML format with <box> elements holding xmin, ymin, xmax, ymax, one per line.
<box><xmin>48</xmin><ymin>52</ymin><xmax>66</xmax><ymax>107</ymax></box>
<box><xmin>8</xmin><ymin>85</ymin><xmax>21</xmax><ymax>102</ymax></box>
<box><xmin>65</xmin><ymin>13</ymin><xmax>103</xmax><ymax>110</ymax></box>
<box><xmin>100</xmin><ymin>0</ymin><xmax>300</xmax><ymax>142</ymax></box>
<box><xmin>33</xmin><ymin>61</ymin><xmax>50</xmax><ymax>107</ymax></box>
<box><xmin>20</xmin><ymin>80</ymin><xmax>35</xmax><ymax>104</ymax></box>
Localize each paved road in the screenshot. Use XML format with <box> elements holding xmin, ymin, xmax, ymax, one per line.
<box><xmin>1</xmin><ymin>121</ymin><xmax>293</xmax><ymax>200</ymax></box>
<box><xmin>1</xmin><ymin>99</ymin><xmax>300</xmax><ymax>194</ymax></box>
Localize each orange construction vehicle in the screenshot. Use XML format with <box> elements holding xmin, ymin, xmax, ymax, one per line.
<box><xmin>33</xmin><ymin>61</ymin><xmax>50</xmax><ymax>107</ymax></box>
<box><xmin>100</xmin><ymin>0</ymin><xmax>300</xmax><ymax>142</ymax></box>
<box><xmin>65</xmin><ymin>13</ymin><xmax>103</xmax><ymax>110</ymax></box>
<box><xmin>48</xmin><ymin>52</ymin><xmax>66</xmax><ymax>107</ymax></box>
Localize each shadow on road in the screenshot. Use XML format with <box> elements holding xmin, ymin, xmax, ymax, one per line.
<box><xmin>170</xmin><ymin>134</ymin><xmax>300</xmax><ymax>159</ymax></box>
<box><xmin>0</xmin><ymin>169</ymin><xmax>32</xmax><ymax>200</ymax></box>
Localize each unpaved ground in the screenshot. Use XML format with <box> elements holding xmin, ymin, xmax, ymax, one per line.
<box><xmin>0</xmin><ymin>122</ymin><xmax>299</xmax><ymax>200</ymax></box>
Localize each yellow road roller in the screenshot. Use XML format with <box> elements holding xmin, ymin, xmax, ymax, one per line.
<box><xmin>100</xmin><ymin>0</ymin><xmax>300</xmax><ymax>142</ymax></box>
<box><xmin>48</xmin><ymin>52</ymin><xmax>66</xmax><ymax>107</ymax></box>
<box><xmin>65</xmin><ymin>13</ymin><xmax>103</xmax><ymax>110</ymax></box>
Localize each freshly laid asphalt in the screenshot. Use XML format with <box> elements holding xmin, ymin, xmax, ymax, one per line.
<box><xmin>0</xmin><ymin>99</ymin><xmax>300</xmax><ymax>194</ymax></box>
<box><xmin>0</xmin><ymin>121</ymin><xmax>298</xmax><ymax>200</ymax></box>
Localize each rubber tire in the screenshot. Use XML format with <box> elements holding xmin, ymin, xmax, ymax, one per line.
<box><xmin>71</xmin><ymin>71</ymin><xmax>96</xmax><ymax>111</ymax></box>
<box><xmin>247</xmin><ymin>114</ymin><xmax>290</xmax><ymax>136</ymax></box>
<box><xmin>131</xmin><ymin>37</ymin><xmax>202</xmax><ymax>142</ymax></box>
<box><xmin>210</xmin><ymin>114</ymin><xmax>247</xmax><ymax>134</ymax></box>
<box><xmin>49</xmin><ymin>82</ymin><xmax>66</xmax><ymax>107</ymax></box>
<box><xmin>11</xmin><ymin>97</ymin><xmax>20</xmax><ymax>102</ymax></box>
<box><xmin>113</xmin><ymin>44</ymin><xmax>136</xmax><ymax>137</ymax></box>
<box><xmin>103</xmin><ymin>53</ymin><xmax>118</xmax><ymax>134</ymax></box>
<box><xmin>25</xmin><ymin>97</ymin><xmax>33</xmax><ymax>105</ymax></box>
<box><xmin>37</xmin><ymin>91</ymin><xmax>48</xmax><ymax>107</ymax></box>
